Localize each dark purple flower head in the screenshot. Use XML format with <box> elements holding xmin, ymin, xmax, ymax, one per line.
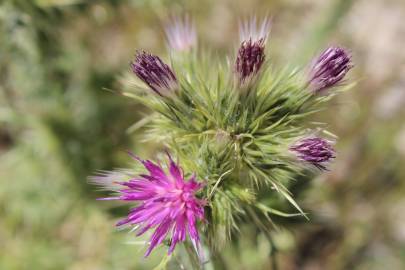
<box><xmin>99</xmin><ymin>153</ymin><xmax>205</xmax><ymax>257</ymax></box>
<box><xmin>235</xmin><ymin>17</ymin><xmax>270</xmax><ymax>84</ymax></box>
<box><xmin>165</xmin><ymin>15</ymin><xmax>197</xmax><ymax>52</ymax></box>
<box><xmin>235</xmin><ymin>39</ymin><xmax>266</xmax><ymax>83</ymax></box>
<box><xmin>289</xmin><ymin>137</ymin><xmax>335</xmax><ymax>170</ymax></box>
<box><xmin>309</xmin><ymin>47</ymin><xmax>353</xmax><ymax>93</ymax></box>
<box><xmin>131</xmin><ymin>51</ymin><xmax>178</xmax><ymax>95</ymax></box>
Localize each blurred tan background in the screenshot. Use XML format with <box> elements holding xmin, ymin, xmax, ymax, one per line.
<box><xmin>1</xmin><ymin>0</ymin><xmax>405</xmax><ymax>269</ymax></box>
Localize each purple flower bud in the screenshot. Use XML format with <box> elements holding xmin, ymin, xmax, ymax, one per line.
<box><xmin>235</xmin><ymin>17</ymin><xmax>270</xmax><ymax>84</ymax></box>
<box><xmin>165</xmin><ymin>15</ymin><xmax>197</xmax><ymax>52</ymax></box>
<box><xmin>235</xmin><ymin>39</ymin><xmax>266</xmax><ymax>83</ymax></box>
<box><xmin>131</xmin><ymin>51</ymin><xmax>178</xmax><ymax>95</ymax></box>
<box><xmin>289</xmin><ymin>137</ymin><xmax>335</xmax><ymax>170</ymax></box>
<box><xmin>309</xmin><ymin>47</ymin><xmax>353</xmax><ymax>93</ymax></box>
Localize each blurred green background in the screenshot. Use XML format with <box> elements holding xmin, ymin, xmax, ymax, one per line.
<box><xmin>1</xmin><ymin>0</ymin><xmax>404</xmax><ymax>269</ymax></box>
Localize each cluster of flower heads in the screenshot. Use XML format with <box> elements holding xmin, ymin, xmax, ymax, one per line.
<box><xmin>96</xmin><ymin>16</ymin><xmax>353</xmax><ymax>258</ymax></box>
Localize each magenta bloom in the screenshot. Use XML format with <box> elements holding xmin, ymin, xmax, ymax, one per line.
<box><xmin>101</xmin><ymin>154</ymin><xmax>205</xmax><ymax>257</ymax></box>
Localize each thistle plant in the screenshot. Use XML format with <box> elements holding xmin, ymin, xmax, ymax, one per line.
<box><xmin>91</xmin><ymin>16</ymin><xmax>353</xmax><ymax>267</ymax></box>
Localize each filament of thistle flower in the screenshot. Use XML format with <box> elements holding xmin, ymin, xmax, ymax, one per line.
<box><xmin>208</xmin><ymin>168</ymin><xmax>234</xmax><ymax>200</ymax></box>
<box><xmin>124</xmin><ymin>240</ymin><xmax>147</xmax><ymax>245</ymax></box>
<box><xmin>126</xmin><ymin>113</ymin><xmax>156</xmax><ymax>134</ymax></box>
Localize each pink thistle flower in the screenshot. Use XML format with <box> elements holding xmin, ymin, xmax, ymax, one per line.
<box><xmin>99</xmin><ymin>153</ymin><xmax>205</xmax><ymax>257</ymax></box>
<box><xmin>239</xmin><ymin>16</ymin><xmax>271</xmax><ymax>44</ymax></box>
<box><xmin>165</xmin><ymin>15</ymin><xmax>197</xmax><ymax>52</ymax></box>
